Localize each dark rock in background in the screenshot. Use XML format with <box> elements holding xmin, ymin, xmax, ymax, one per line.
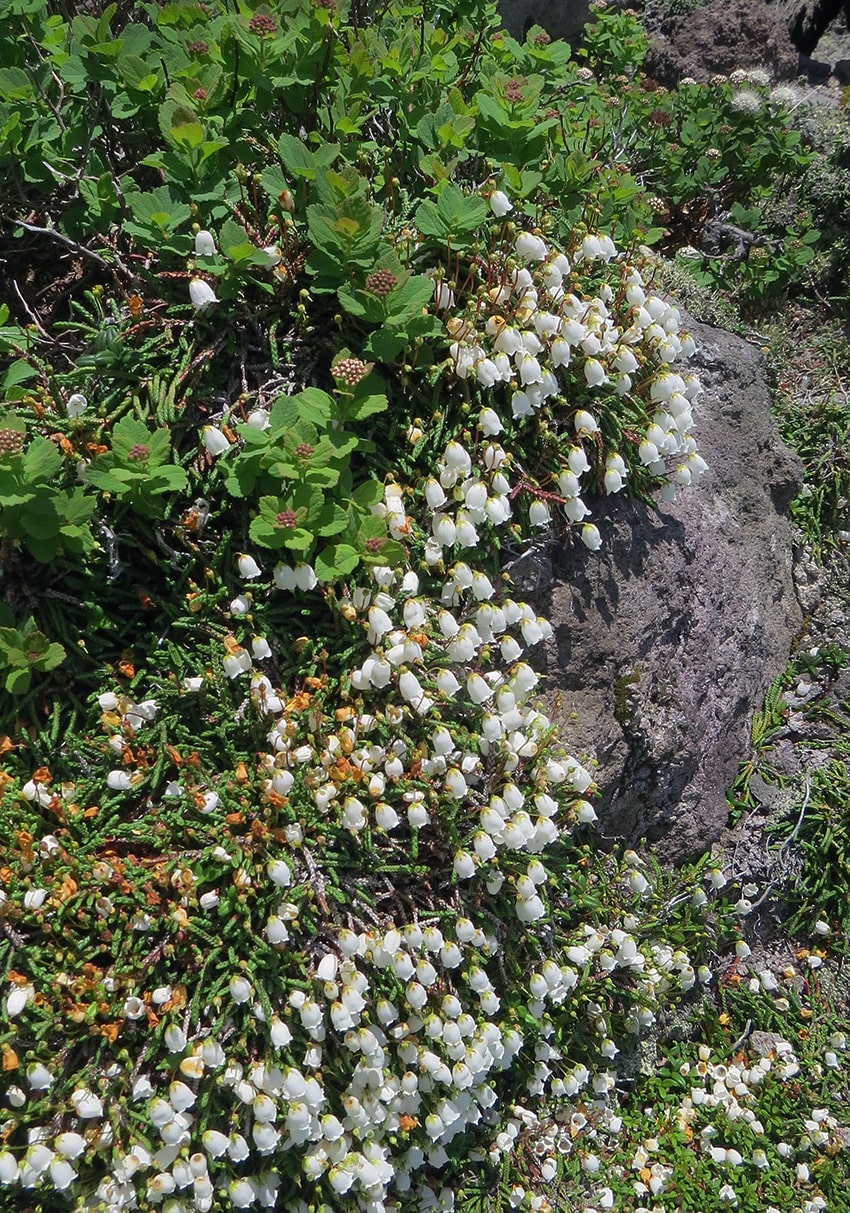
<box><xmin>643</xmin><ymin>0</ymin><xmax>799</xmax><ymax>85</ymax></box>
<box><xmin>493</xmin><ymin>0</ymin><xmax>850</xmax><ymax>83</ymax></box>
<box><xmin>537</xmin><ymin>313</ymin><xmax>803</xmax><ymax>861</ymax></box>
<box><xmin>770</xmin><ymin>0</ymin><xmax>850</xmax><ymax>56</ymax></box>
<box><xmin>495</xmin><ymin>0</ymin><xmax>591</xmax><ymax>43</ymax></box>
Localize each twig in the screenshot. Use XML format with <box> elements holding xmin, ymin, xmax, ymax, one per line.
<box><xmin>729</xmin><ymin>1018</ymin><xmax>753</xmax><ymax>1054</ymax></box>
<box><xmin>301</xmin><ymin>847</ymin><xmax>332</xmax><ymax>919</ymax></box>
<box><xmin>731</xmin><ymin>800</ymin><xmax>764</xmax><ymax>879</ymax></box>
<box><xmin>0</xmin><ymin>919</ymin><xmax>25</xmax><ymax>948</ymax></box>
<box><xmin>18</xmin><ymin>220</ymin><xmax>111</xmax><ymax>268</ymax></box>
<box><xmin>744</xmin><ymin>773</ymin><xmax>813</xmax><ymax>913</ymax></box>
<box><xmin>779</xmin><ymin>772</ymin><xmax>812</xmax><ymax>857</ymax></box>
<box><xmin>17</xmin><ymin>220</ymin><xmax>135</xmax><ymax>282</ymax></box>
<box><xmin>10</xmin><ymin>279</ymin><xmax>50</xmax><ymax>339</ymax></box>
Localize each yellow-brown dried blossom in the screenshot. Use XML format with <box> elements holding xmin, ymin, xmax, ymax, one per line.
<box><xmin>56</xmin><ymin>875</ymin><xmax>78</xmax><ymax>902</ymax></box>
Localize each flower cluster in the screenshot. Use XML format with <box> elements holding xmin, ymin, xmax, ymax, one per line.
<box><xmin>434</xmin><ymin>229</ymin><xmax>706</xmax><ymax>552</ymax></box>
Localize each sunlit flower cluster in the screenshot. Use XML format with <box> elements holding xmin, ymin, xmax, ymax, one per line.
<box><xmin>435</xmin><ymin>229</ymin><xmax>707</xmax><ymax>550</ymax></box>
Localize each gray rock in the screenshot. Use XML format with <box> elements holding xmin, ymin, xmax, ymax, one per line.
<box><xmin>749</xmin><ymin>1029</ymin><xmax>788</xmax><ymax>1057</ymax></box>
<box><xmin>769</xmin><ymin>0</ymin><xmax>850</xmax><ymax>55</ymax></box>
<box><xmin>539</xmin><ymin>313</ymin><xmax>803</xmax><ymax>861</ymax></box>
<box><xmin>496</xmin><ymin>0</ymin><xmax>591</xmax><ymax>43</ymax></box>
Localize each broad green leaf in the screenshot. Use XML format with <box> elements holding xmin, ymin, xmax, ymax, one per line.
<box><xmin>223</xmin><ymin>461</ymin><xmax>257</xmax><ymax>498</ymax></box>
<box><xmin>314</xmin><ymin>165</ymin><xmax>367</xmax><ymax>208</ymax></box>
<box><xmin>219</xmin><ymin>219</ymin><xmax>255</xmax><ymax>263</ymax></box>
<box><xmin>257</xmin><ymin>495</ymin><xmax>288</xmax><ymax>523</ymax></box>
<box><xmin>356</xmin><ymin>514</ymin><xmax>390</xmax><ymax>542</ymax></box>
<box><xmin>302</xmin><ymin>465</ymin><xmax>340</xmax><ymax>489</ymax></box>
<box><xmin>314</xmin><ymin>543</ymin><xmax>359</xmax><ymax>582</ymax></box>
<box><xmin>351</xmin><ymin>480</ymin><xmax>383</xmax><ymax>509</ymax></box>
<box><xmin>119</xmin><ymin>54</ymin><xmax>161</xmax><ymax>91</ymax></box>
<box><xmin>414</xmin><ymin>199</ymin><xmax>449</xmax><ymax>241</ymax></box>
<box><xmin>334</xmin><ymin>116</ymin><xmax>362</xmax><ymax>137</ymax></box>
<box><xmin>337</xmin><ymin>284</ymin><xmax>383</xmax><ymax>323</ymax></box>
<box><xmin>271</xmin><ymin>388</ymin><xmax>332</xmax><ymax>431</ymax></box>
<box><xmin>284</xmin><ymin>527</ymin><xmax>314</xmax><ymax>552</ymax></box>
<box><xmin>110</xmin><ymin>415</ymin><xmax>153</xmax><ymax>461</ymax></box>
<box><xmin>474</xmin><ymin>91</ymin><xmax>509</xmax><ymax>126</ymax></box>
<box><xmin>385</xmin><ymin>276</ymin><xmax>434</xmax><ymax>325</ymax></box>
<box><xmin>345</xmin><ymin>393</ymin><xmax>388</xmax><ymax>422</ymax></box>
<box><xmin>33</xmin><ymin>640</ymin><xmax>66</xmax><ymax>672</ymax></box>
<box><xmin>86</xmin><ymin>467</ymin><xmax>128</xmax><ymax>494</ymax></box>
<box><xmin>198</xmin><ymin>137</ymin><xmax>229</xmax><ymax>163</ymax></box>
<box><xmin>0</xmin><ymin>68</ymin><xmax>34</xmax><ymax>101</ymax></box>
<box><xmin>364</xmin><ymin>327</ymin><xmax>407</xmax><ymax>362</ymax></box>
<box><xmin>145</xmin><ymin>427</ymin><xmax>172</xmax><ymax>467</ymax></box>
<box><xmin>361</xmin><ymin>537</ymin><xmax>404</xmax><ymax>567</ymax></box>
<box><xmin>315</xmin><ymin>504</ymin><xmax>349</xmax><ymax>537</ymax></box>
<box><xmin>249</xmin><ymin>517</ymin><xmax>293</xmax><ymax>550</ymax></box>
<box><xmin>25</xmin><ymin>535</ymin><xmax>61</xmax><ymax>563</ymax></box>
<box><xmin>5</xmin><ymin>666</ymin><xmax>30</xmax><ymax>695</ymax></box>
<box><xmin>124</xmin><ymin>186</ymin><xmax>191</xmax><ymax>238</ymax></box>
<box><xmin>276</xmin><ymin>132</ymin><xmax>317</xmax><ymax>178</ymax></box>
<box><xmin>171</xmin><ymin>119</ymin><xmax>205</xmax><ymax>149</ymax></box>
<box><xmin>315</xmin><ymin>432</ymin><xmax>358</xmax><ymax>462</ymax></box>
<box><xmin>159</xmin><ymin>99</ymin><xmax>203</xmax><ymax>149</ymax></box>
<box><xmin>59</xmin><ymin>488</ymin><xmax>96</xmax><ymax>534</ymax></box>
<box><xmin>0</xmin><ymin>471</ymin><xmax>30</xmax><ymax>507</ymax></box>
<box><xmin>436</xmin><ymin>182</ymin><xmax>488</xmax><ymax>232</ymax></box>
<box><xmin>269</xmin><ymin>395</ymin><xmax>300</xmax><ymax>434</ymax></box>
<box><xmin>260</xmin><ymin>164</ymin><xmax>290</xmax><ymax>204</ymax></box>
<box><xmin>20</xmin><ymin>502</ymin><xmax>60</xmax><ymax>540</ymax></box>
<box><xmin>22</xmin><ymin>437</ymin><xmax>62</xmax><ymax>483</ymax></box>
<box><xmin>281</xmin><ymin>419</ymin><xmax>319</xmax><ymax>452</ymax></box>
<box><xmin>2</xmin><ymin>358</ymin><xmax>37</xmax><ymax>393</ymax></box>
<box><xmin>149</xmin><ymin>465</ymin><xmax>188</xmax><ymax>493</ymax></box>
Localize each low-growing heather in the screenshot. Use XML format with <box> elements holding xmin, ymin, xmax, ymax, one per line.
<box><xmin>0</xmin><ymin>2</ymin><xmax>848</xmax><ymax>1213</ymax></box>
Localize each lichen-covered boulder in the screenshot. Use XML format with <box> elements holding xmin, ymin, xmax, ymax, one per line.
<box><xmin>536</xmin><ymin>312</ymin><xmax>803</xmax><ymax>860</ymax></box>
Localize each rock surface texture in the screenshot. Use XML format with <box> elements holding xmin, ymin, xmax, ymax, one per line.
<box><xmin>643</xmin><ymin>0</ymin><xmax>799</xmax><ymax>85</ymax></box>
<box><xmin>496</xmin><ymin>0</ymin><xmax>591</xmax><ymax>43</ymax></box>
<box><xmin>770</xmin><ymin>0</ymin><xmax>850</xmax><ymax>55</ymax></box>
<box><xmin>535</xmin><ymin>314</ymin><xmax>803</xmax><ymax>861</ymax></box>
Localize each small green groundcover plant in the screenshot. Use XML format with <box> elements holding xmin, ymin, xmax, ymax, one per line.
<box><xmin>0</xmin><ymin>2</ymin><xmax>847</xmax><ymax>1212</ymax></box>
